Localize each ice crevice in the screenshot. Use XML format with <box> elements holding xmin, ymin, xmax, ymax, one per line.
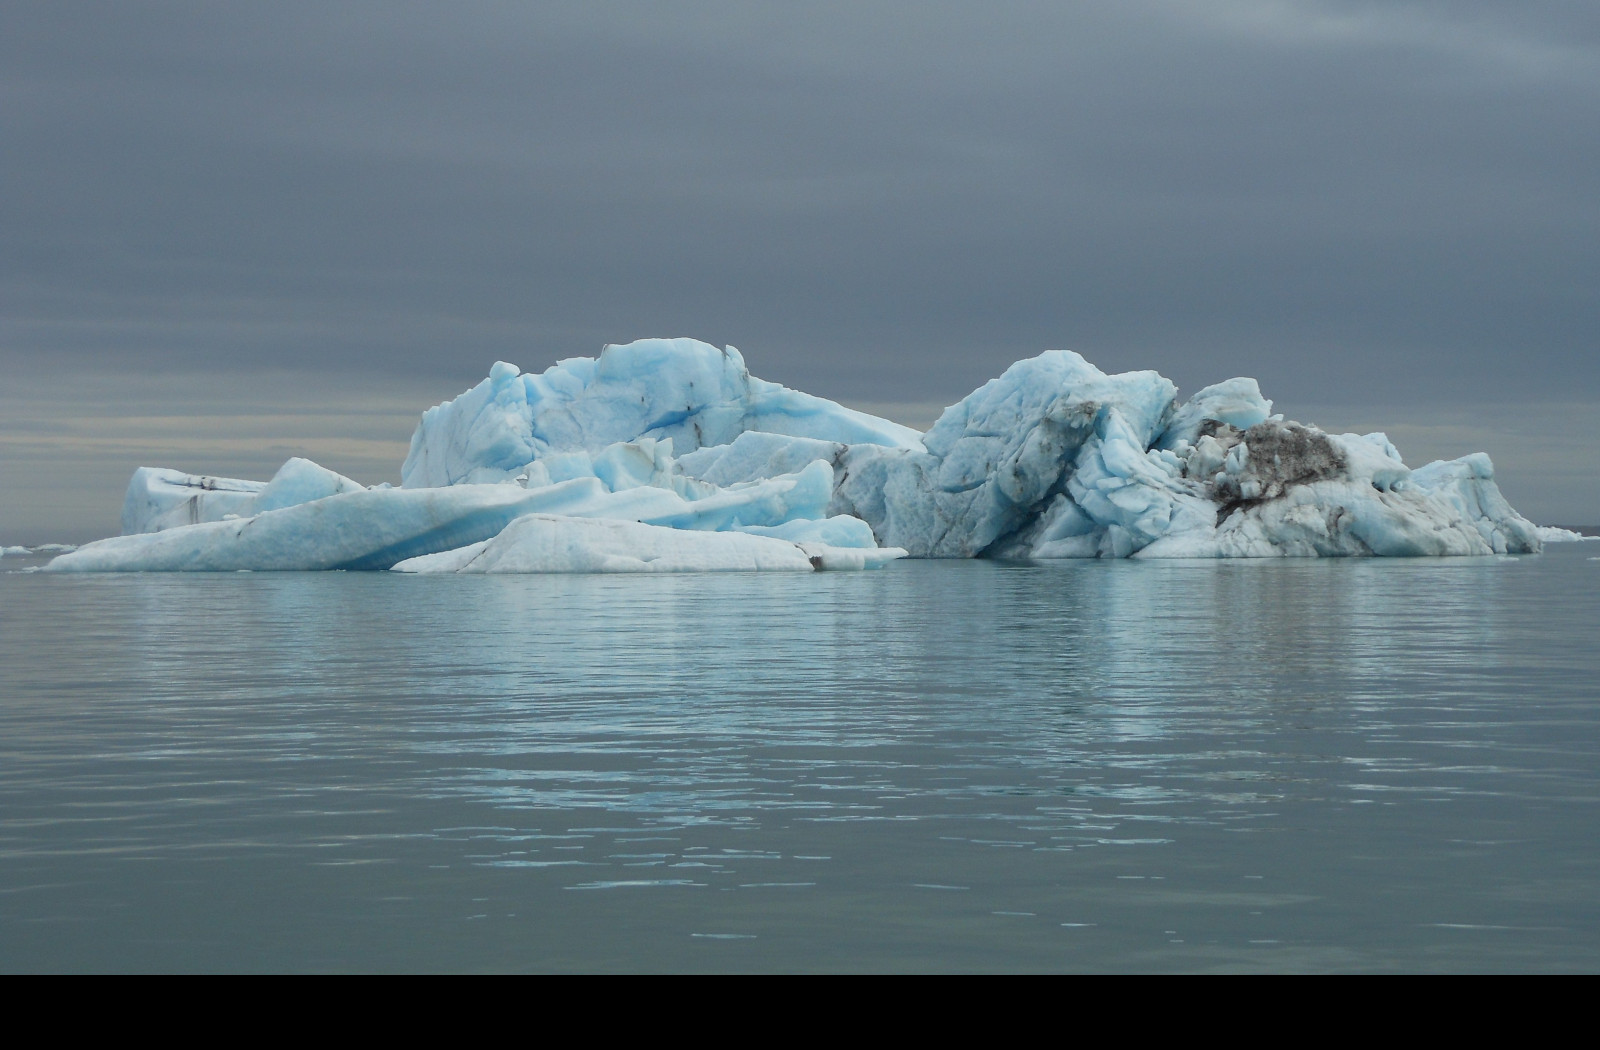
<box><xmin>45</xmin><ymin>336</ymin><xmax>1546</xmax><ymax>573</ymax></box>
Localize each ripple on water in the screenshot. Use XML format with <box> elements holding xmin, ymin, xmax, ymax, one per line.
<box><xmin>1</xmin><ymin>548</ymin><xmax>1598</xmax><ymax>971</ymax></box>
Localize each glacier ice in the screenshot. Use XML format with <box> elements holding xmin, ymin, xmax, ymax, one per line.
<box><xmin>830</xmin><ymin>351</ymin><xmax>1188</xmax><ymax>557</ymax></box>
<box><xmin>1154</xmin><ymin>377</ymin><xmax>1274</xmax><ymax>450</ymax></box>
<box><xmin>122</xmin><ymin>458</ymin><xmax>364</xmax><ymax>534</ymax></box>
<box><xmin>678</xmin><ymin>431</ymin><xmax>847</xmax><ymax>488</ymax></box>
<box><xmin>391</xmin><ymin>515</ymin><xmax>904</xmax><ymax>574</ymax></box>
<box><xmin>401</xmin><ymin>338</ymin><xmax>922</xmax><ymax>488</ymax></box>
<box><xmin>45</xmin><ymin>336</ymin><xmax>1547</xmax><ymax>572</ymax></box>
<box><xmin>49</xmin><ymin>456</ymin><xmax>852</xmax><ymax>573</ymax></box>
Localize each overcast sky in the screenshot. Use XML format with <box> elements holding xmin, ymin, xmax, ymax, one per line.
<box><xmin>4</xmin><ymin>1</ymin><xmax>1597</xmax><ymax>539</ymax></box>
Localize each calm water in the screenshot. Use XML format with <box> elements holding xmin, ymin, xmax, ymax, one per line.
<box><xmin>2</xmin><ymin>546</ymin><xmax>1597</xmax><ymax>972</ymax></box>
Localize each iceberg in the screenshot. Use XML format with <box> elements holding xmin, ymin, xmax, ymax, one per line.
<box><xmin>45</xmin><ymin>337</ymin><xmax>1545</xmax><ymax>573</ymax></box>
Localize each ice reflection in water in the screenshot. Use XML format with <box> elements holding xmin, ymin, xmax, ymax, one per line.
<box><xmin>1</xmin><ymin>548</ymin><xmax>1597</xmax><ymax>971</ymax></box>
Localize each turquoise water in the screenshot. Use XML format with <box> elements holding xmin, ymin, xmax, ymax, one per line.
<box><xmin>2</xmin><ymin>546</ymin><xmax>1597</xmax><ymax>971</ymax></box>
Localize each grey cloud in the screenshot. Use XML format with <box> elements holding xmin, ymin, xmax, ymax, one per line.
<box><xmin>3</xmin><ymin>0</ymin><xmax>1597</xmax><ymax>409</ymax></box>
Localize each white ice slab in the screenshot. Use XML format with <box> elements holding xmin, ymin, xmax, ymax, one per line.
<box><xmin>50</xmin><ymin>459</ymin><xmax>849</xmax><ymax>572</ymax></box>
<box><xmin>122</xmin><ymin>458</ymin><xmax>363</xmax><ymax>535</ymax></box>
<box><xmin>391</xmin><ymin>514</ymin><xmax>905</xmax><ymax>573</ymax></box>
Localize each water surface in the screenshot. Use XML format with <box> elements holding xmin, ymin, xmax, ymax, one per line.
<box><xmin>2</xmin><ymin>546</ymin><xmax>1597</xmax><ymax>971</ymax></box>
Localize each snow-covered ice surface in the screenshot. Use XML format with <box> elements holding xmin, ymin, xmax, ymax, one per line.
<box><xmin>46</xmin><ymin>338</ymin><xmax>1546</xmax><ymax>572</ymax></box>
